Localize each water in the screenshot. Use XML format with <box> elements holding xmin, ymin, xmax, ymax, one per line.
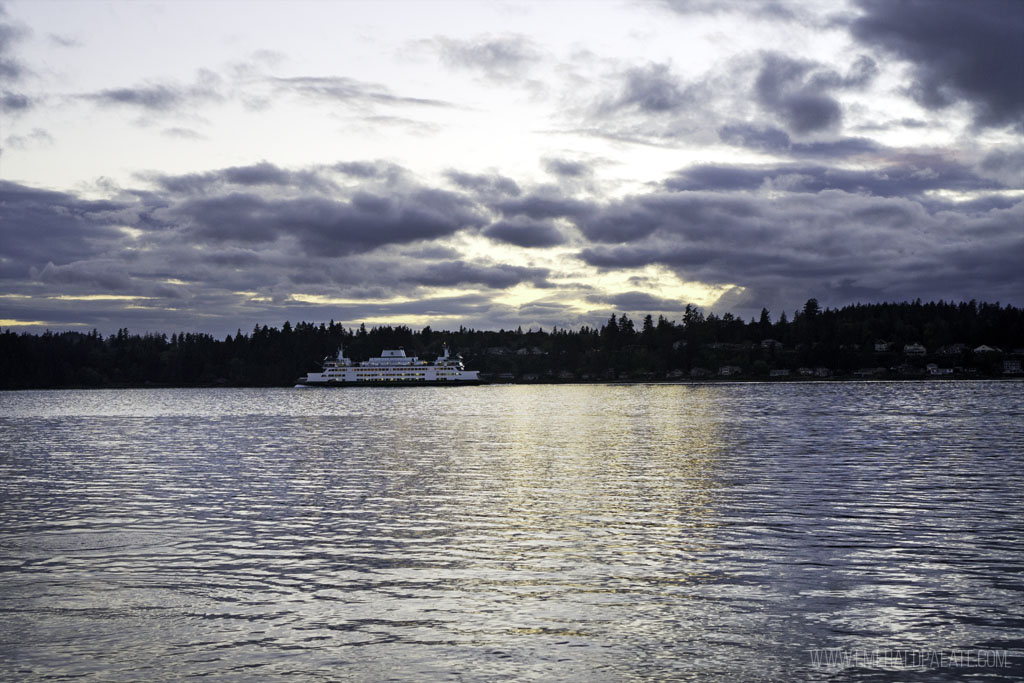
<box><xmin>1</xmin><ymin>382</ymin><xmax>1022</xmax><ymax>681</ymax></box>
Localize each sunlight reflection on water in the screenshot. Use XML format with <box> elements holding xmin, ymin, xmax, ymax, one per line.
<box><xmin>1</xmin><ymin>382</ymin><xmax>1023</xmax><ymax>680</ymax></box>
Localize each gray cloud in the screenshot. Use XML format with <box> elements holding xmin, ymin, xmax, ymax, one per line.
<box><xmin>4</xmin><ymin>126</ymin><xmax>52</xmax><ymax>149</ymax></box>
<box><xmin>0</xmin><ymin>9</ymin><xmax>29</xmax><ymax>82</ymax></box>
<box><xmin>661</xmin><ymin>0</ymin><xmax>805</xmax><ymax>22</ymax></box>
<box><xmin>171</xmin><ymin>186</ymin><xmax>485</xmax><ymax>257</ymax></box>
<box><xmin>603</xmin><ymin>62</ymin><xmax>695</xmax><ymax>114</ymax></box>
<box><xmin>434</xmin><ymin>35</ymin><xmax>541</xmax><ymax>81</ymax></box>
<box><xmin>754</xmin><ymin>53</ymin><xmax>842</xmax><ymax>134</ymax></box>
<box><xmin>599</xmin><ymin>290</ymin><xmax>684</xmax><ymax>312</ymax></box>
<box><xmin>717</xmin><ymin>123</ymin><xmax>881</xmax><ymax>158</ymax></box>
<box><xmin>2</xmin><ymin>142</ymin><xmax>1020</xmax><ymax>334</ymax></box>
<box><xmin>272</xmin><ymin>75</ymin><xmax>451</xmax><ymax>109</ymax></box>
<box><xmin>411</xmin><ymin>260</ymin><xmax>550</xmax><ymax>289</ymax></box>
<box><xmin>575</xmin><ymin>188</ymin><xmax>1024</xmax><ymax>315</ymax></box>
<box><xmin>1</xmin><ymin>89</ymin><xmax>31</xmax><ymax>112</ymax></box>
<box><xmin>494</xmin><ymin>191</ymin><xmax>592</xmax><ymax>221</ymax></box>
<box><xmin>161</xmin><ymin>127</ymin><xmax>205</xmax><ymax>140</ymax></box>
<box><xmin>153</xmin><ymin>161</ymin><xmax>336</xmax><ymax>195</ymax></box>
<box><xmin>483</xmin><ymin>217</ymin><xmax>567</xmax><ymax>248</ymax></box>
<box><xmin>334</xmin><ymin>160</ymin><xmax>407</xmax><ymax>181</ymax></box>
<box><xmin>84</xmin><ymin>70</ymin><xmax>224</xmax><ymax>112</ymax></box>
<box><xmin>47</xmin><ymin>33</ymin><xmax>80</xmax><ymax>48</ymax></box>
<box><xmin>851</xmin><ymin>0</ymin><xmax>1024</xmax><ymax>129</ymax></box>
<box><xmin>33</xmin><ymin>260</ymin><xmax>134</xmax><ymax>292</ymax></box>
<box><xmin>663</xmin><ymin>158</ymin><xmax>1005</xmax><ymax>197</ymax></box>
<box><xmin>91</xmin><ymin>85</ymin><xmax>181</xmax><ymax>109</ymax></box>
<box><xmin>542</xmin><ymin>157</ymin><xmax>591</xmax><ymax>179</ymax></box>
<box><xmin>444</xmin><ymin>170</ymin><xmax>521</xmax><ymax>199</ymax></box>
<box><xmin>0</xmin><ymin>181</ymin><xmax>131</xmax><ymax>271</ymax></box>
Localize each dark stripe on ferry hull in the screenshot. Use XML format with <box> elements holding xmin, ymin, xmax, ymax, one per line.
<box><xmin>297</xmin><ymin>380</ymin><xmax>485</xmax><ymax>387</ymax></box>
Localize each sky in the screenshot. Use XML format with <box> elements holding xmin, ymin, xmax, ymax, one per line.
<box><xmin>1</xmin><ymin>0</ymin><xmax>1022</xmax><ymax>336</ymax></box>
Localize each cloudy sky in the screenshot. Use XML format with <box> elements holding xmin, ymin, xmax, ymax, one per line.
<box><xmin>1</xmin><ymin>0</ymin><xmax>1022</xmax><ymax>336</ymax></box>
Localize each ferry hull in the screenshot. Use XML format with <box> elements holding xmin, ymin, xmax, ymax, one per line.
<box><xmin>296</xmin><ymin>379</ymin><xmax>484</xmax><ymax>387</ymax></box>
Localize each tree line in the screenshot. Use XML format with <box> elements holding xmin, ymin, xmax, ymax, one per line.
<box><xmin>1</xmin><ymin>299</ymin><xmax>1022</xmax><ymax>389</ymax></box>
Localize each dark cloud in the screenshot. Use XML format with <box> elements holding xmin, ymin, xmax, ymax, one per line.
<box><xmin>411</xmin><ymin>261</ymin><xmax>550</xmax><ymax>289</ymax></box>
<box><xmin>979</xmin><ymin>147</ymin><xmax>1024</xmax><ymax>186</ymax></box>
<box><xmin>90</xmin><ymin>85</ymin><xmax>181</xmax><ymax>109</ymax></box>
<box><xmin>2</xmin><ymin>144</ymin><xmax>1020</xmax><ymax>334</ymax></box>
<box><xmin>575</xmin><ymin>188</ymin><xmax>1024</xmax><ymax>316</ymax></box>
<box><xmin>172</xmin><ymin>187</ymin><xmax>485</xmax><ymax>256</ymax></box>
<box><xmin>483</xmin><ymin>217</ymin><xmax>567</xmax><ymax>248</ymax></box>
<box><xmin>851</xmin><ymin>0</ymin><xmax>1024</xmax><ymax>129</ymax></box>
<box><xmin>434</xmin><ymin>35</ymin><xmax>540</xmax><ymax>81</ymax></box>
<box><xmin>719</xmin><ymin>123</ymin><xmax>882</xmax><ymax>157</ymax></box>
<box><xmin>600</xmin><ymin>291</ymin><xmax>684</xmax><ymax>311</ymax></box>
<box><xmin>0</xmin><ymin>181</ymin><xmax>131</xmax><ymax>270</ymax></box>
<box><xmin>843</xmin><ymin>55</ymin><xmax>879</xmax><ymax>87</ymax></box>
<box><xmin>1</xmin><ymin>89</ymin><xmax>31</xmax><ymax>112</ymax></box>
<box><xmin>494</xmin><ymin>191</ymin><xmax>592</xmax><ymax>220</ymax></box>
<box><xmin>754</xmin><ymin>53</ymin><xmax>842</xmax><ymax>134</ymax></box>
<box><xmin>33</xmin><ymin>260</ymin><xmax>134</xmax><ymax>292</ymax></box>
<box><xmin>718</xmin><ymin>123</ymin><xmax>793</xmax><ymax>152</ymax></box>
<box><xmin>663</xmin><ymin>159</ymin><xmax>1005</xmax><ymax>197</ymax></box>
<box><xmin>790</xmin><ymin>137</ymin><xmax>881</xmax><ymax>158</ymax></box>
<box><xmin>152</xmin><ymin>161</ymin><xmax>337</xmax><ymax>195</ymax></box>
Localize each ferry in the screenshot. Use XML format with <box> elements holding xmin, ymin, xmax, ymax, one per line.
<box><xmin>296</xmin><ymin>345</ymin><xmax>482</xmax><ymax>386</ymax></box>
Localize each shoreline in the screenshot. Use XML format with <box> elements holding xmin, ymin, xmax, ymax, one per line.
<box><xmin>4</xmin><ymin>375</ymin><xmax>1022</xmax><ymax>391</ymax></box>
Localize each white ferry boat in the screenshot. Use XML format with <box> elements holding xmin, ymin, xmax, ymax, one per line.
<box><xmin>296</xmin><ymin>345</ymin><xmax>482</xmax><ymax>386</ymax></box>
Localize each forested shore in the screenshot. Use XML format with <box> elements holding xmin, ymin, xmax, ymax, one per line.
<box><xmin>2</xmin><ymin>299</ymin><xmax>1023</xmax><ymax>389</ymax></box>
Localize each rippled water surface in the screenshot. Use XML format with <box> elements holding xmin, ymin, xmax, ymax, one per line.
<box><xmin>2</xmin><ymin>382</ymin><xmax>1023</xmax><ymax>681</ymax></box>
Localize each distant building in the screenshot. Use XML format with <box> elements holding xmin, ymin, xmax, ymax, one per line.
<box><xmin>938</xmin><ymin>343</ymin><xmax>968</xmax><ymax>355</ymax></box>
<box><xmin>814</xmin><ymin>367</ymin><xmax>832</xmax><ymax>378</ymax></box>
<box><xmin>690</xmin><ymin>367</ymin><xmax>711</xmax><ymax>378</ymax></box>
<box><xmin>718</xmin><ymin>365</ymin><xmax>742</xmax><ymax>377</ymax></box>
<box><xmin>797</xmin><ymin>367</ymin><xmax>815</xmax><ymax>376</ymax></box>
<box><xmin>874</xmin><ymin>341</ymin><xmax>892</xmax><ymax>352</ymax></box>
<box><xmin>926</xmin><ymin>363</ymin><xmax>953</xmax><ymax>375</ymax></box>
<box><xmin>903</xmin><ymin>342</ymin><xmax>927</xmax><ymax>355</ymax></box>
<box><xmin>769</xmin><ymin>369</ymin><xmax>790</xmax><ymax>377</ymax></box>
<box><xmin>761</xmin><ymin>339</ymin><xmax>783</xmax><ymax>350</ymax></box>
<box><xmin>666</xmin><ymin>369</ymin><xmax>686</xmax><ymax>379</ymax></box>
<box><xmin>974</xmin><ymin>345</ymin><xmax>1002</xmax><ymax>354</ymax></box>
<box><xmin>855</xmin><ymin>367</ymin><xmax>887</xmax><ymax>377</ymax></box>
<box><xmin>1004</xmin><ymin>359</ymin><xmax>1023</xmax><ymax>375</ymax></box>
